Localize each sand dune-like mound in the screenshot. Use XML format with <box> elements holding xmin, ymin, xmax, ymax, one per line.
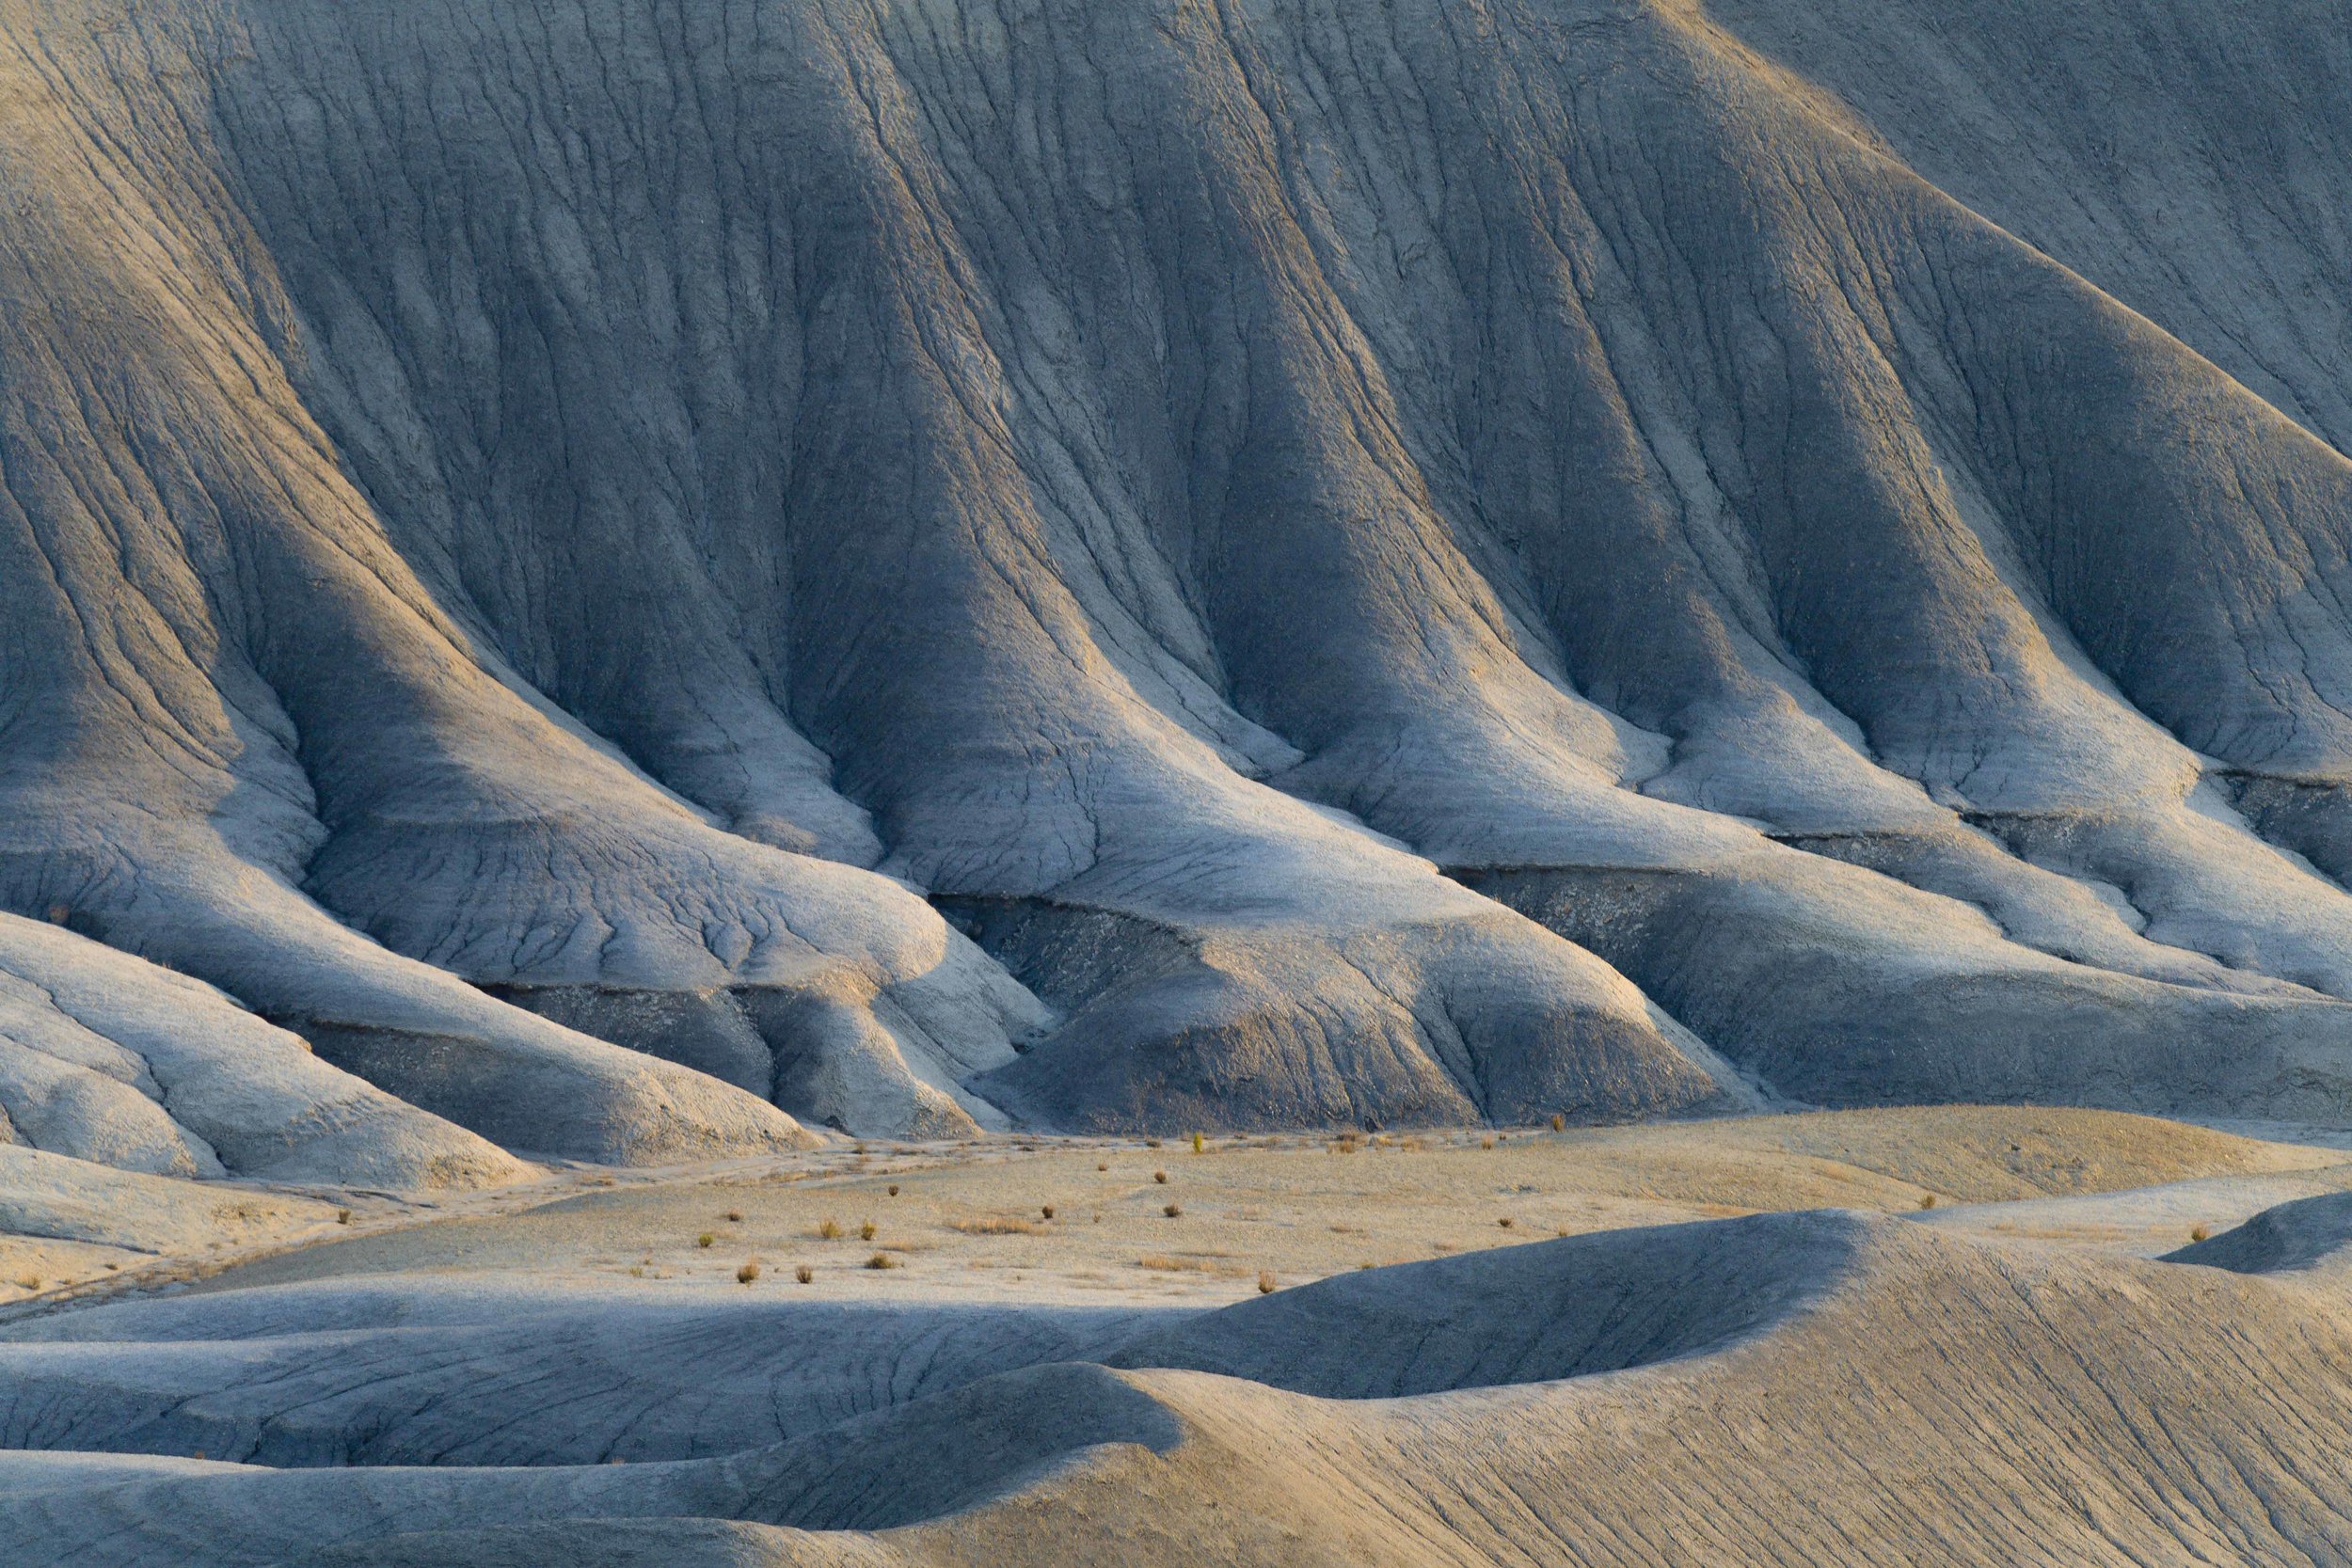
<box><xmin>2167</xmin><ymin>1188</ymin><xmax>2352</xmax><ymax>1275</ymax></box>
<box><xmin>2</xmin><ymin>0</ymin><xmax>2352</xmax><ymax>1148</ymax></box>
<box><xmin>0</xmin><ymin>1286</ymin><xmax>1161</xmax><ymax>1467</ymax></box>
<box><xmin>7</xmin><ymin>1209</ymin><xmax>2352</xmax><ymax>1565</ymax></box>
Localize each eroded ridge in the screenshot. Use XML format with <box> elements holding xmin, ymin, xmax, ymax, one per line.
<box><xmin>1</xmin><ymin>0</ymin><xmax>2351</xmax><ymax>1159</ymax></box>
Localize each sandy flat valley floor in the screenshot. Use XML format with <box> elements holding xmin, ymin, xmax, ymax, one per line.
<box><xmin>9</xmin><ymin>1106</ymin><xmax>2345</xmax><ymax>1315</ymax></box>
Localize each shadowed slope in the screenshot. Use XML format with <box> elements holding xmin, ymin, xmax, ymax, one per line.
<box><xmin>2167</xmin><ymin>1189</ymin><xmax>2352</xmax><ymax>1275</ymax></box>
<box><xmin>0</xmin><ymin>1287</ymin><xmax>1161</xmax><ymax>1467</ymax></box>
<box><xmin>0</xmin><ymin>915</ymin><xmax>515</xmax><ymax>1188</ymax></box>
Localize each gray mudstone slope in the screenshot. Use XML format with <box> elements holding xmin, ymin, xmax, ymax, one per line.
<box><xmin>9</xmin><ymin>1208</ymin><xmax>2352</xmax><ymax>1564</ymax></box>
<box><xmin>5</xmin><ymin>0</ymin><xmax>2352</xmax><ymax>1150</ymax></box>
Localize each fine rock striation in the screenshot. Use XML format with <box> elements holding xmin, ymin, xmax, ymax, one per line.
<box><xmin>0</xmin><ymin>914</ymin><xmax>515</xmax><ymax>1188</ymax></box>
<box><xmin>10</xmin><ymin>1210</ymin><xmax>2352</xmax><ymax>1565</ymax></box>
<box><xmin>4</xmin><ymin>0</ymin><xmax>2352</xmax><ymax>1152</ymax></box>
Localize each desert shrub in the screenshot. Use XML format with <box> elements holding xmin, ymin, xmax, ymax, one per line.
<box><xmin>818</xmin><ymin>1217</ymin><xmax>843</xmax><ymax>1240</ymax></box>
<box><xmin>859</xmin><ymin>1220</ymin><xmax>878</xmax><ymax>1242</ymax></box>
<box><xmin>2190</xmin><ymin>1224</ymin><xmax>2211</xmax><ymax>1243</ymax></box>
<box><xmin>1191</xmin><ymin>1132</ymin><xmax>1205</xmax><ymax>1154</ymax></box>
<box><xmin>1163</xmin><ymin>1202</ymin><xmax>1183</xmax><ymax>1218</ymax></box>
<box><xmin>1153</xmin><ymin>1169</ymin><xmax>1168</xmax><ymax>1184</ymax></box>
<box><xmin>1479</xmin><ymin>1135</ymin><xmax>1495</xmax><ymax>1150</ymax></box>
<box><xmin>337</xmin><ymin>1209</ymin><xmax>352</xmax><ymax>1225</ymax></box>
<box><xmin>737</xmin><ymin>1261</ymin><xmax>761</xmax><ymax>1284</ymax></box>
<box><xmin>1498</xmin><ymin>1217</ymin><xmax>1514</xmax><ymax>1229</ymax></box>
<box><xmin>1919</xmin><ymin>1195</ymin><xmax>1937</xmax><ymax>1210</ymax></box>
<box><xmin>725</xmin><ymin>1210</ymin><xmax>742</xmax><ymax>1224</ymax></box>
<box><xmin>795</xmin><ymin>1264</ymin><xmax>814</xmax><ymax>1284</ymax></box>
<box><xmin>1041</xmin><ymin>1204</ymin><xmax>1056</xmax><ymax>1220</ymax></box>
<box><xmin>1257</xmin><ymin>1271</ymin><xmax>1277</xmax><ymax>1294</ymax></box>
<box><xmin>887</xmin><ymin>1184</ymin><xmax>899</xmax><ymax>1197</ymax></box>
<box><xmin>866</xmin><ymin>1252</ymin><xmax>898</xmax><ymax>1270</ymax></box>
<box><xmin>1550</xmin><ymin>1114</ymin><xmax>1565</xmax><ymax>1132</ymax></box>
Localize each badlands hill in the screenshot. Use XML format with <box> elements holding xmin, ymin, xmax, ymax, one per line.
<box><xmin>5</xmin><ymin>0</ymin><xmax>2352</xmax><ymax>1175</ymax></box>
<box><xmin>9</xmin><ymin>4</ymin><xmax>2352</xmax><ymax>1564</ymax></box>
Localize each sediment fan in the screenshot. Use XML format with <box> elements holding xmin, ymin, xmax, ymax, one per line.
<box><xmin>5</xmin><ymin>0</ymin><xmax>2352</xmax><ymax>1175</ymax></box>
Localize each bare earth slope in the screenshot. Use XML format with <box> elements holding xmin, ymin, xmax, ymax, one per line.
<box><xmin>5</xmin><ymin>0</ymin><xmax>2352</xmax><ymax>1151</ymax></box>
<box><xmin>10</xmin><ymin>1198</ymin><xmax>2352</xmax><ymax>1567</ymax></box>
<box><xmin>0</xmin><ymin>1108</ymin><xmax>2342</xmax><ymax>1565</ymax></box>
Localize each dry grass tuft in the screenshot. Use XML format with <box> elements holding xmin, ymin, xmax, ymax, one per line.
<box><xmin>887</xmin><ymin>1184</ymin><xmax>899</xmax><ymax>1197</ymax></box>
<box><xmin>1136</xmin><ymin>1254</ymin><xmax>1216</xmax><ymax>1274</ymax></box>
<box><xmin>737</xmin><ymin>1260</ymin><xmax>761</xmax><ymax>1285</ymax></box>
<box><xmin>795</xmin><ymin>1264</ymin><xmax>814</xmax><ymax>1284</ymax></box>
<box><xmin>1192</xmin><ymin>1132</ymin><xmax>1205</xmax><ymax>1153</ymax></box>
<box><xmin>337</xmin><ymin>1209</ymin><xmax>352</xmax><ymax>1225</ymax></box>
<box><xmin>1479</xmin><ymin>1135</ymin><xmax>1496</xmax><ymax>1151</ymax></box>
<box><xmin>725</xmin><ymin>1210</ymin><xmax>742</xmax><ymax>1224</ymax></box>
<box><xmin>697</xmin><ymin>1232</ymin><xmax>716</xmax><ymax>1248</ymax></box>
<box><xmin>1097</xmin><ymin>1162</ymin><xmax>1109</xmax><ymax>1171</ymax></box>
<box><xmin>1041</xmin><ymin>1204</ymin><xmax>1056</xmax><ymax>1220</ymax></box>
<box><xmin>1498</xmin><ymin>1216</ymin><xmax>1515</xmax><ymax>1228</ymax></box>
<box><xmin>1153</xmin><ymin>1168</ymin><xmax>1169</xmax><ymax>1184</ymax></box>
<box><xmin>1257</xmin><ymin>1271</ymin><xmax>1277</xmax><ymax>1294</ymax></box>
<box><xmin>817</xmin><ymin>1217</ymin><xmax>843</xmax><ymax>1240</ymax></box>
<box><xmin>1163</xmin><ymin>1201</ymin><xmax>1184</xmax><ymax>1218</ymax></box>
<box><xmin>953</xmin><ymin>1214</ymin><xmax>1042</xmax><ymax>1235</ymax></box>
<box><xmin>866</xmin><ymin>1251</ymin><xmax>898</xmax><ymax>1270</ymax></box>
<box><xmin>2190</xmin><ymin>1224</ymin><xmax>2211</xmax><ymax>1243</ymax></box>
<box><xmin>859</xmin><ymin>1220</ymin><xmax>878</xmax><ymax>1242</ymax></box>
<box><xmin>1919</xmin><ymin>1194</ymin><xmax>1937</xmax><ymax>1210</ymax></box>
<box><xmin>1550</xmin><ymin>1114</ymin><xmax>1565</xmax><ymax>1132</ymax></box>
